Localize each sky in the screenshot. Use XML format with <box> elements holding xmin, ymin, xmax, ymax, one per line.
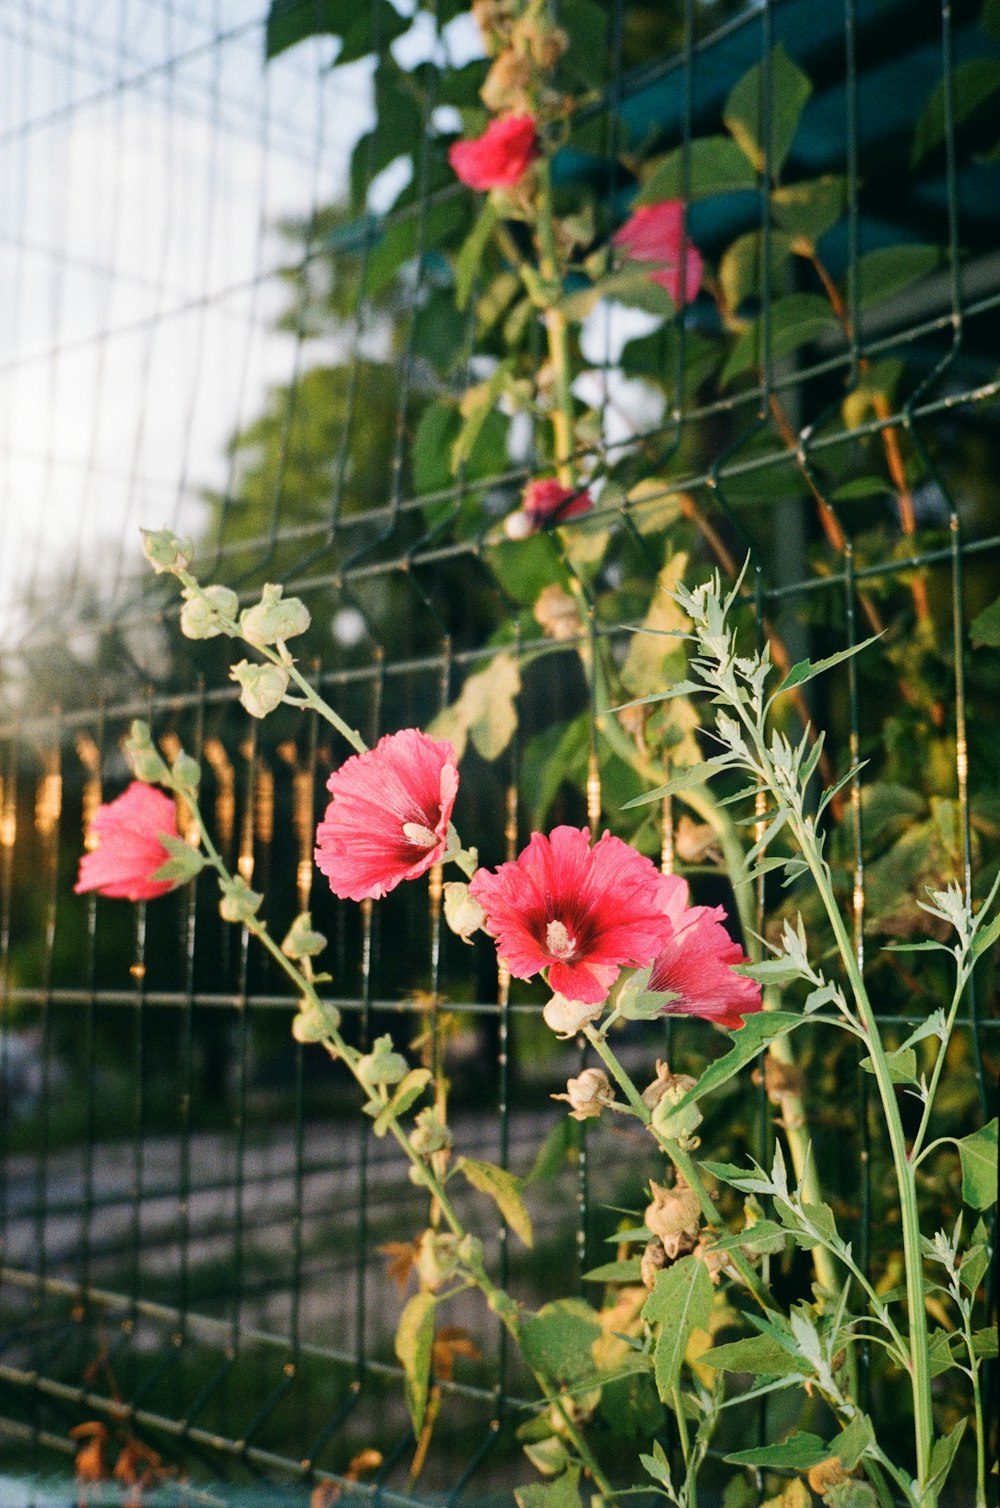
<box><xmin>0</xmin><ymin>0</ymin><xmax>483</xmax><ymax>647</ymax></box>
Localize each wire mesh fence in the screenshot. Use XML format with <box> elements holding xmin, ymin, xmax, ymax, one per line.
<box><xmin>1</xmin><ymin>0</ymin><xmax>998</xmax><ymax>1502</ymax></box>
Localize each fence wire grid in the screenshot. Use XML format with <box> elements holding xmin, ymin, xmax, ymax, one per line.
<box><xmin>0</xmin><ymin>0</ymin><xmax>998</xmax><ymax>1503</ymax></box>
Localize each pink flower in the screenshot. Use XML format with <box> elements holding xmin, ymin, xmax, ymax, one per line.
<box><xmin>468</xmin><ymin>826</ymin><xmax>675</xmax><ymax>1004</ymax></box>
<box><xmin>314</xmin><ymin>729</ymin><xmax>460</xmax><ymax>903</ymax></box>
<box><xmin>613</xmin><ymin>201</ymin><xmax>703</xmax><ymax>308</ymax></box>
<box><xmin>644</xmin><ymin>875</ymin><xmax>762</xmax><ymax>1030</ymax></box>
<box><xmin>524</xmin><ymin>479</ymin><xmax>592</xmax><ymax>526</ymax></box>
<box><xmin>448</xmin><ymin>115</ymin><xmax>539</xmax><ymax>190</ymax></box>
<box><xmin>74</xmin><ymin>782</ymin><xmax>180</xmax><ymax>902</ymax></box>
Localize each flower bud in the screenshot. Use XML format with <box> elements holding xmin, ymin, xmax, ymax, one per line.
<box><xmin>356</xmin><ymin>1034</ymin><xmax>409</xmax><ymax>1090</ymax></box>
<box><xmin>503</xmin><ymin>509</ymin><xmax>535</xmax><ymax>541</ymax></box>
<box><xmin>140</xmin><ymin>527</ymin><xmax>193</xmax><ymax>575</ymax></box>
<box><xmin>180</xmin><ymin>584</ymin><xmax>238</xmax><ymax>640</ymax></box>
<box><xmin>124</xmin><ymin>721</ymin><xmax>171</xmax><ymax>784</ymax></box>
<box><xmin>239</xmin><ymin>584</ymin><xmax>310</xmax><ymax>647</ymax></box>
<box><xmin>411</xmin><ymin>1105</ymin><xmax>453</xmax><ymax>1156</ymax></box>
<box><xmin>552</xmin><ymin>1066</ymin><xmax>615</xmax><ymax>1121</ymax></box>
<box><xmin>443</xmin><ymin>882</ymin><xmax>487</xmax><ymax>943</ymax></box>
<box><xmin>416</xmin><ymin>1229</ymin><xmax>460</xmax><ymax>1291</ymax></box>
<box><xmin>230</xmin><ymin>660</ymin><xmax>289</xmax><ymax>719</ymax></box>
<box><xmin>541</xmin><ymin>994</ymin><xmax>603</xmax><ymax>1039</ymax></box>
<box><xmin>644</xmin><ymin>1178</ymin><xmax>701</xmax><ymax>1255</ymax></box>
<box><xmin>457</xmin><ymin>1233</ymin><xmax>484</xmax><ymax>1268</ymax></box>
<box><xmin>281</xmin><ymin>912</ymin><xmax>327</xmax><ymax>960</ymax></box>
<box><xmin>218</xmin><ymin>876</ymin><xmax>263</xmax><ymax>925</ymax></box>
<box><xmin>170</xmin><ymin>751</ymin><xmax>202</xmax><ymax>795</ymax></box>
<box><xmin>291</xmin><ymin>998</ymin><xmax>342</xmax><ymax>1043</ymax></box>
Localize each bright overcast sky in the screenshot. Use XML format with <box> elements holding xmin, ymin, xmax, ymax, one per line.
<box><xmin>0</xmin><ymin>0</ymin><xmax>484</xmax><ymax>646</ymax></box>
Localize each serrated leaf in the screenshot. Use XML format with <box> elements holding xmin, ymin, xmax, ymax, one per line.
<box><xmin>927</xmin><ymin>1418</ymin><xmax>967</xmax><ymax>1497</ymax></box>
<box><xmin>372</xmin><ymin>1068</ymin><xmax>432</xmax><ymax>1137</ymax></box>
<box><xmin>709</xmin><ymin>1218</ymin><xmax>788</xmax><ymax>1255</ymax></box>
<box><xmin>670</xmin><ymin>1012</ymin><xmax>804</xmax><ymax>1112</ymax></box>
<box><xmin>514</xmin><ymin>1466</ymin><xmax>583</xmax><ymax>1508</ymax></box>
<box><xmin>723</xmin><ymin>44</ymin><xmax>813</xmax><ymax>177</ymax></box>
<box><xmin>638</xmin><ymin>135</ymin><xmax>758</xmax><ymax>202</ymax></box>
<box><xmin>725</xmin><ymin>1432</ymin><xmax>829</xmax><ymax>1469</ymax></box>
<box><xmin>860</xmin><ymin>1046</ymin><xmax>918</xmax><ymax>1085</ymax></box>
<box><xmin>702</xmin><ymin>1159</ymin><xmax>771</xmax><ymax>1194</ymax></box>
<box><xmin>701</xmin><ymin>1332</ymin><xmax>806</xmax><ymax>1378</ymax></box>
<box><xmin>831</xmin><ymin>1412</ymin><xmax>875</xmax><ymax>1470</ymax></box>
<box><xmin>770</xmin><ymin>633</ymin><xmax>882</xmax><ymax>700</ymax></box>
<box><xmin>395</xmin><ymin>1291</ymin><xmax>437</xmax><ymax>1435</ymax></box>
<box><xmin>643</xmin><ymin>1257</ymin><xmax>713</xmax><ymax>1400</ymax></box>
<box><xmin>520</xmin><ymin>1299</ymin><xmax>601</xmax><ymax>1386</ymax></box>
<box><xmin>458</xmin><ymin>1157</ymin><xmax>533</xmax><ymax>1246</ymax></box>
<box><xmin>582</xmin><ymin>1258</ymin><xmax>643</xmax><ymax>1284</ymax></box>
<box><xmin>957</xmin><ymin>1119</ymin><xmax>997</xmax><ymax>1209</ymax></box>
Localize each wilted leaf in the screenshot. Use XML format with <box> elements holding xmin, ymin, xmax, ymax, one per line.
<box><xmin>428</xmin><ymin>653</ymin><xmax>521</xmax><ymax>762</ymax></box>
<box><xmin>395</xmin><ymin>1292</ymin><xmax>437</xmax><ymax>1434</ymax></box>
<box><xmin>458</xmin><ymin>1157</ymin><xmax>533</xmax><ymax>1246</ymax></box>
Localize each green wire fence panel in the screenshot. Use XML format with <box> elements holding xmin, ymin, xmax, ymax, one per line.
<box><xmin>0</xmin><ymin>0</ymin><xmax>997</xmax><ymax>1502</ymax></box>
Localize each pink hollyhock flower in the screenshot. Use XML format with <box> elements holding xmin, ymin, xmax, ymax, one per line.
<box><xmin>468</xmin><ymin>825</ymin><xmax>675</xmax><ymax>1004</ymax></box>
<box><xmin>504</xmin><ymin>479</ymin><xmax>593</xmax><ymax>540</ymax></box>
<box><xmin>448</xmin><ymin>115</ymin><xmax>539</xmax><ymax>190</ymax></box>
<box><xmin>612</xmin><ymin>200</ymin><xmax>703</xmax><ymax>308</ymax></box>
<box><xmin>644</xmin><ymin>875</ymin><xmax>762</xmax><ymax>1030</ymax></box>
<box><xmin>74</xmin><ymin>782</ymin><xmax>180</xmax><ymax>902</ymax></box>
<box><xmin>314</xmin><ymin>729</ymin><xmax>459</xmax><ymax>903</ymax></box>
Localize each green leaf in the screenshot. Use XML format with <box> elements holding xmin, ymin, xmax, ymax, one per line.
<box><xmin>708</xmin><ymin>1218</ymin><xmax>788</xmax><ymax>1256</ymax></box>
<box><xmin>855</xmin><ymin>244</ymin><xmax>940</xmax><ymax>310</ymax></box>
<box><xmin>450</xmin><ymin>361</ymin><xmax>515</xmax><ymax>474</ymax></box>
<box><xmin>912</xmin><ymin>58</ymin><xmax>1000</xmax><ymax>165</ymax></box>
<box><xmin>150</xmin><ymin>834</ymin><xmax>207</xmax><ymax>886</ymax></box>
<box><xmin>637</xmin><ymin>135</ymin><xmax>758</xmax><ymax>203</ymax></box>
<box><xmin>621</xmin><ymin>756</ymin><xmax>738</xmax><ymax>809</ymax></box>
<box><xmin>701</xmin><ymin>1333</ymin><xmax>806</xmax><ymax>1378</ymax></box>
<box><xmin>723</xmin><ymin>45</ymin><xmax>813</xmax><ymax>177</ymax></box>
<box><xmin>643</xmin><ymin>1256</ymin><xmax>714</xmax><ymax>1399</ymax></box>
<box><xmin>372</xmin><ymin>1067</ymin><xmax>432</xmax><ymax>1137</ymax></box>
<box><xmin>860</xmin><ymin>1046</ymin><xmax>918</xmax><ymax>1085</ymax></box>
<box><xmin>265</xmin><ymin>0</ymin><xmax>408</xmax><ymax>60</ymax></box>
<box><xmin>725</xmin><ymin>1433</ymin><xmax>829</xmax><ymax>1470</ymax></box>
<box><xmin>721</xmin><ymin>293</ymin><xmax>839</xmax><ymax>386</ymax></box>
<box><xmin>770</xmin><ymin>633</ymin><xmax>882</xmax><ymax>700</ymax></box>
<box><xmin>670</xmin><ymin>1012</ymin><xmax>804</xmax><ymax>1112</ymax></box>
<box><xmin>970</xmin><ymin>593</ymin><xmax>1000</xmax><ymax>648</ymax></box>
<box><xmin>957</xmin><ymin>1119</ymin><xmax>998</xmax><ymax>1209</ymax></box>
<box><xmin>970</xmin><ymin>1326</ymin><xmax>999</xmax><ymax>1357</ymax></box>
<box><xmin>718</xmin><ymin>230</ymin><xmax>796</xmax><ymax>315</ymax></box>
<box><xmin>525</xmin><ymin>1114</ymin><xmax>582</xmax><ymax>1184</ymax></box>
<box><xmin>831</xmin><ymin>1412</ymin><xmax>875</xmax><ymax>1471</ymax></box>
<box><xmin>770</xmin><ymin>174</ymin><xmax>847</xmax><ymax>244</ymax></box>
<box><xmin>458</xmin><ymin>1156</ymin><xmax>534</xmax><ymax>1246</ymax></box>
<box><xmin>927</xmin><ymin>1418</ymin><xmax>967</xmax><ymax>1498</ymax></box>
<box><xmin>832</xmin><ymin>476</ymin><xmax>893</xmax><ymax>502</ymax></box>
<box><xmin>395</xmin><ymin>1291</ymin><xmax>437</xmax><ymax>1435</ymax></box>
<box><xmin>514</xmin><ymin>1466</ymin><xmax>583</xmax><ymax>1508</ymax></box>
<box><xmin>428</xmin><ymin>652</ymin><xmax>521</xmax><ymax>763</ymax></box>
<box><xmin>960</xmin><ymin>1241</ymin><xmax>990</xmax><ymax>1295</ymax></box>
<box><xmin>454</xmin><ymin>198</ymin><xmax>498</xmax><ymax>311</ymax></box>
<box><xmin>639</xmin><ymin>1442</ymin><xmax>673</xmax><ymax>1492</ymax></box>
<box><xmin>582</xmin><ymin>1258</ymin><xmax>644</xmax><ymax>1284</ymax></box>
<box><xmin>984</xmin><ymin>0</ymin><xmax>1000</xmax><ymax>40</ymax></box>
<box><xmin>520</xmin><ymin>1299</ymin><xmax>602</xmax><ymax>1386</ymax></box>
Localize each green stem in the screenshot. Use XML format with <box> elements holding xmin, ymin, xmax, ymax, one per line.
<box><xmin>730</xmin><ymin>707</ymin><xmax>936</xmax><ymax>1502</ymax></box>
<box><xmin>909</xmin><ymin>965</ymin><xmax>968</xmax><ymax>1162</ymax></box>
<box><xmin>583</xmin><ymin>1025</ymin><xmax>771</xmax><ymax>1311</ymax></box>
<box><xmin>960</xmin><ymin>1307</ymin><xmax>988</xmax><ymax>1508</ymax></box>
<box><xmin>670</xmin><ymin>1386</ymin><xmax>695</xmax><ymax>1508</ymax></box>
<box><xmin>535</xmin><ymin>159</ymin><xmax>576</xmax><ymax>486</ymax></box>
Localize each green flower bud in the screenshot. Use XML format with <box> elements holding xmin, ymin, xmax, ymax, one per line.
<box><xmin>124</xmin><ymin>721</ymin><xmax>171</xmax><ymax>784</ymax></box>
<box><xmin>170</xmin><ymin>751</ymin><xmax>202</xmax><ymax>795</ymax></box>
<box><xmin>218</xmin><ymin>876</ymin><xmax>263</xmax><ymax>925</ymax></box>
<box><xmin>456</xmin><ymin>1233</ymin><xmax>484</xmax><ymax>1269</ymax></box>
<box><xmin>443</xmin><ymin>882</ymin><xmax>487</xmax><ymax>944</ymax></box>
<box><xmin>230</xmin><ymin>660</ymin><xmax>289</xmax><ymax>719</ymax></box>
<box><xmin>281</xmin><ymin>912</ymin><xmax>327</xmax><ymax>960</ymax></box>
<box><xmin>356</xmin><ymin>1033</ymin><xmax>409</xmax><ymax>1090</ymax></box>
<box><xmin>239</xmin><ymin>584</ymin><xmax>311</xmax><ymax>647</ymax></box>
<box><xmin>140</xmin><ymin>527</ymin><xmax>193</xmax><ymax>575</ymax></box>
<box><xmin>291</xmin><ymin>998</ymin><xmax>341</xmax><ymax>1043</ymax></box>
<box><xmin>411</xmin><ymin>1105</ymin><xmax>453</xmax><ymax>1156</ymax></box>
<box><xmin>180</xmin><ymin>584</ymin><xmax>238</xmax><ymax>640</ymax></box>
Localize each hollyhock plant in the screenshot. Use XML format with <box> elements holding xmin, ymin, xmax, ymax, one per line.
<box><xmin>314</xmin><ymin>729</ymin><xmax>459</xmax><ymax>903</ymax></box>
<box><xmin>468</xmin><ymin>825</ymin><xmax>675</xmax><ymax>1003</ymax></box>
<box><xmin>620</xmin><ymin>873</ymin><xmax>762</xmax><ymax>1029</ymax></box>
<box><xmin>613</xmin><ymin>200</ymin><xmax>703</xmax><ymax>308</ymax></box>
<box><xmin>74</xmin><ymin>782</ymin><xmax>181</xmax><ymax>902</ymax></box>
<box><xmin>448</xmin><ymin>114</ymin><xmax>538</xmax><ymax>190</ymax></box>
